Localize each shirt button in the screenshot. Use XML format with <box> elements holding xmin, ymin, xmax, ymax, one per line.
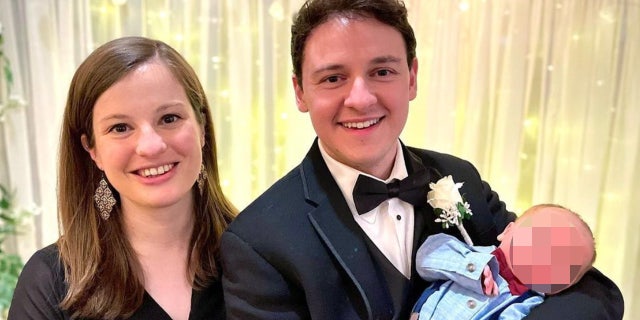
<box><xmin>467</xmin><ymin>299</ymin><xmax>477</xmax><ymax>309</ymax></box>
<box><xmin>466</xmin><ymin>263</ymin><xmax>476</xmax><ymax>272</ymax></box>
<box><xmin>396</xmin><ymin>215</ymin><xmax>401</xmax><ymax>221</ymax></box>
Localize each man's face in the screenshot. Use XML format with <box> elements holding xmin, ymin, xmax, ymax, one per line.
<box><xmin>499</xmin><ymin>208</ymin><xmax>594</xmax><ymax>294</ymax></box>
<box><xmin>293</xmin><ymin>16</ymin><xmax>417</xmax><ymax>179</ymax></box>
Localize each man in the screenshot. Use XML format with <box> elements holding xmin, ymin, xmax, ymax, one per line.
<box><xmin>220</xmin><ymin>1</ymin><xmax>624</xmax><ymax>319</ymax></box>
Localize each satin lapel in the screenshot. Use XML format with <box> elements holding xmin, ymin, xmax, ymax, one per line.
<box><xmin>302</xmin><ymin>141</ymin><xmax>394</xmax><ymax>319</ymax></box>
<box><xmin>402</xmin><ymin>145</ymin><xmax>443</xmax><ymax>280</ymax></box>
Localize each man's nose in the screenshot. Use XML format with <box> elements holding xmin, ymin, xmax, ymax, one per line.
<box><xmin>344</xmin><ymin>77</ymin><xmax>377</xmax><ymax>109</ymax></box>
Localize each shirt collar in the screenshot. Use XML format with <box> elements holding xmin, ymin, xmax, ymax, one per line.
<box><xmin>492</xmin><ymin>247</ymin><xmax>531</xmax><ymax>296</ymax></box>
<box><xmin>319</xmin><ymin>139</ymin><xmax>408</xmax><ymax>219</ymax></box>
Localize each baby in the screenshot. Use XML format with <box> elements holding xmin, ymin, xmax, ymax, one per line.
<box><xmin>411</xmin><ymin>204</ymin><xmax>596</xmax><ymax>319</ymax></box>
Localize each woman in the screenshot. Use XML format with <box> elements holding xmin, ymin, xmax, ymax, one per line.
<box><xmin>8</xmin><ymin>36</ymin><xmax>236</xmax><ymax>319</ymax></box>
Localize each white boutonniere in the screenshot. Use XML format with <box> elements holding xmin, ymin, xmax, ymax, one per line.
<box><xmin>427</xmin><ymin>175</ymin><xmax>474</xmax><ymax>245</ymax></box>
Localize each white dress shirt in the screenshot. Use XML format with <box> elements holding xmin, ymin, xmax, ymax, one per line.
<box><xmin>319</xmin><ymin>140</ymin><xmax>415</xmax><ymax>278</ymax></box>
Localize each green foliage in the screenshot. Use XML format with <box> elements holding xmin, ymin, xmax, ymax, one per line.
<box><xmin>0</xmin><ymin>22</ymin><xmax>28</xmax><ymax>317</ymax></box>
<box><xmin>0</xmin><ymin>27</ymin><xmax>12</xmax><ymax>90</ymax></box>
<box><xmin>0</xmin><ymin>184</ymin><xmax>30</xmax><ymax>314</ymax></box>
<box><xmin>456</xmin><ymin>201</ymin><xmax>472</xmax><ymax>220</ymax></box>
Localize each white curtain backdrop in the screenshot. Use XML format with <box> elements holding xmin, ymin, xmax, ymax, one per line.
<box><xmin>0</xmin><ymin>0</ymin><xmax>637</xmax><ymax>317</ymax></box>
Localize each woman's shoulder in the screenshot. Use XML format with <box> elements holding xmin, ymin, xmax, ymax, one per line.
<box><xmin>16</xmin><ymin>243</ymin><xmax>66</xmax><ymax>294</ymax></box>
<box><xmin>8</xmin><ymin>243</ymin><xmax>68</xmax><ymax>319</ymax></box>
<box><xmin>22</xmin><ymin>243</ymin><xmax>65</xmax><ymax>278</ymax></box>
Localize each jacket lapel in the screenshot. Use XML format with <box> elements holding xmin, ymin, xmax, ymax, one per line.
<box><xmin>402</xmin><ymin>145</ymin><xmax>444</xmax><ymax>306</ymax></box>
<box><xmin>402</xmin><ymin>143</ymin><xmax>442</xmax><ymax>260</ymax></box>
<box><xmin>302</xmin><ymin>141</ymin><xmax>394</xmax><ymax>319</ymax></box>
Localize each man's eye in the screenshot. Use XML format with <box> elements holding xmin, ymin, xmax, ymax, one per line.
<box><xmin>325</xmin><ymin>76</ymin><xmax>340</xmax><ymax>83</ymax></box>
<box><xmin>376</xmin><ymin>69</ymin><xmax>391</xmax><ymax>76</ymax></box>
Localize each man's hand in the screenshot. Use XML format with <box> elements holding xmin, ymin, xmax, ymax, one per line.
<box><xmin>482</xmin><ymin>265</ymin><xmax>499</xmax><ymax>296</ymax></box>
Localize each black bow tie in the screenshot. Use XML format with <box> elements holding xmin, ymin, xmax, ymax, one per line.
<box><xmin>352</xmin><ymin>169</ymin><xmax>429</xmax><ymax>215</ymax></box>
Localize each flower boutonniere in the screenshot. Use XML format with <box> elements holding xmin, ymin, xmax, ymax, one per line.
<box><xmin>427</xmin><ymin>175</ymin><xmax>474</xmax><ymax>245</ymax></box>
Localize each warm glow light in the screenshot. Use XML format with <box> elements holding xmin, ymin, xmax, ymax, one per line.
<box><xmin>602</xmin><ymin>192</ymin><xmax>621</xmax><ymax>201</ymax></box>
<box><xmin>111</xmin><ymin>0</ymin><xmax>127</xmax><ymax>6</ymax></box>
<box><xmin>458</xmin><ymin>1</ymin><xmax>470</xmax><ymax>11</ymax></box>
<box><xmin>268</xmin><ymin>2</ymin><xmax>285</xmax><ymax>21</ymax></box>
<box><xmin>599</xmin><ymin>8</ymin><xmax>615</xmax><ymax>23</ymax></box>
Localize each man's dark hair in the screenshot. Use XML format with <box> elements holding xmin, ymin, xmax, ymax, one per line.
<box><xmin>291</xmin><ymin>0</ymin><xmax>416</xmax><ymax>87</ymax></box>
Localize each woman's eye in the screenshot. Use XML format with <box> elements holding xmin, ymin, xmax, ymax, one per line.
<box><xmin>162</xmin><ymin>114</ymin><xmax>180</xmax><ymax>124</ymax></box>
<box><xmin>110</xmin><ymin>124</ymin><xmax>128</xmax><ymax>133</ymax></box>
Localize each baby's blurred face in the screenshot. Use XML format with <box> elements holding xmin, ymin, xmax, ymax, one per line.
<box><xmin>499</xmin><ymin>207</ymin><xmax>594</xmax><ymax>294</ymax></box>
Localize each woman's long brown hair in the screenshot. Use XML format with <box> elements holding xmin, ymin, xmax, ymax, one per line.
<box><xmin>57</xmin><ymin>36</ymin><xmax>236</xmax><ymax>319</ymax></box>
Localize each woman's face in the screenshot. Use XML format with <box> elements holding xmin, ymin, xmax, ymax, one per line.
<box><xmin>84</xmin><ymin>60</ymin><xmax>204</xmax><ymax>213</ymax></box>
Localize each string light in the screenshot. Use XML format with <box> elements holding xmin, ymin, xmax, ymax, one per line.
<box><xmin>458</xmin><ymin>1</ymin><xmax>470</xmax><ymax>12</ymax></box>
<box><xmin>268</xmin><ymin>1</ymin><xmax>285</xmax><ymax>21</ymax></box>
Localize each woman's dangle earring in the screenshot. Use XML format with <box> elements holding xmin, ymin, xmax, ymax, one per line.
<box><xmin>94</xmin><ymin>176</ymin><xmax>116</xmax><ymax>220</ymax></box>
<box><xmin>197</xmin><ymin>163</ymin><xmax>207</xmax><ymax>196</ymax></box>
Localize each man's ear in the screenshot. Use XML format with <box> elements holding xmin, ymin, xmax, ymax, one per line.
<box><xmin>408</xmin><ymin>57</ymin><xmax>418</xmax><ymax>101</ymax></box>
<box><xmin>292</xmin><ymin>75</ymin><xmax>308</xmax><ymax>112</ymax></box>
<box><xmin>497</xmin><ymin>222</ymin><xmax>515</xmax><ymax>242</ymax></box>
<box><xmin>81</xmin><ymin>134</ymin><xmax>101</xmax><ymax>169</ymax></box>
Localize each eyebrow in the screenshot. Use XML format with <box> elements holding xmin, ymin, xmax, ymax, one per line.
<box><xmin>310</xmin><ymin>64</ymin><xmax>344</xmax><ymax>78</ymax></box>
<box><xmin>156</xmin><ymin>102</ymin><xmax>187</xmax><ymax>111</ymax></box>
<box><xmin>310</xmin><ymin>55</ymin><xmax>403</xmax><ymax>78</ymax></box>
<box><xmin>96</xmin><ymin>102</ymin><xmax>186</xmax><ymax>124</ymax></box>
<box><xmin>371</xmin><ymin>55</ymin><xmax>402</xmax><ymax>64</ymax></box>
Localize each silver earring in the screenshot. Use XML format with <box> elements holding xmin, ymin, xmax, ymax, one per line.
<box><xmin>94</xmin><ymin>176</ymin><xmax>116</xmax><ymax>220</ymax></box>
<box><xmin>197</xmin><ymin>163</ymin><xmax>207</xmax><ymax>196</ymax></box>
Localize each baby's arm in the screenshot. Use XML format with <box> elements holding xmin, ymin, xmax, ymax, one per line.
<box><xmin>416</xmin><ymin>233</ymin><xmax>499</xmax><ymax>296</ymax></box>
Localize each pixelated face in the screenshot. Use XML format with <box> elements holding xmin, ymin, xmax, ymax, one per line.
<box><xmin>499</xmin><ymin>208</ymin><xmax>594</xmax><ymax>294</ymax></box>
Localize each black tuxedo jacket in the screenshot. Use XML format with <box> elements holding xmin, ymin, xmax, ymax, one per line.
<box><xmin>220</xmin><ymin>141</ymin><xmax>623</xmax><ymax>319</ymax></box>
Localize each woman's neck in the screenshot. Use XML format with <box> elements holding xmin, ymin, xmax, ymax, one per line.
<box><xmin>121</xmin><ymin>198</ymin><xmax>194</xmax><ymax>253</ymax></box>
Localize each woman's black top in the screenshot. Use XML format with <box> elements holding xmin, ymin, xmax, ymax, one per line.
<box><xmin>7</xmin><ymin>244</ymin><xmax>225</xmax><ymax>319</ymax></box>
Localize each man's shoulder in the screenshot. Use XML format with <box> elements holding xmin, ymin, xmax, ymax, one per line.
<box><xmin>227</xmin><ymin>164</ymin><xmax>309</xmax><ymax>231</ymax></box>
<box><xmin>406</xmin><ymin>146</ymin><xmax>476</xmax><ymax>172</ymax></box>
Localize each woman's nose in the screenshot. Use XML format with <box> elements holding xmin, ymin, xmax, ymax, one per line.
<box><xmin>135</xmin><ymin>127</ymin><xmax>167</xmax><ymax>156</ymax></box>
